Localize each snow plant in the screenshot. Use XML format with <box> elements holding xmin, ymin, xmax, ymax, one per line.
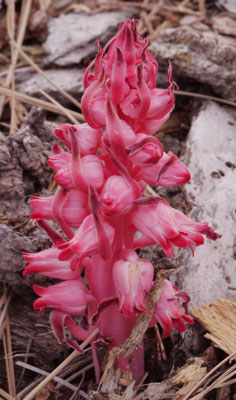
<box><xmin>24</xmin><ymin>19</ymin><xmax>221</xmax><ymax>382</ymax></box>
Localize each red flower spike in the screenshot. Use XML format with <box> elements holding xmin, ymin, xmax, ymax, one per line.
<box><xmin>24</xmin><ymin>18</ymin><xmax>222</xmax><ymax>383</ymax></box>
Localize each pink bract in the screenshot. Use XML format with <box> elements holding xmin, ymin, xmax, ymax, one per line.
<box><xmin>24</xmin><ymin>18</ymin><xmax>221</xmax><ymax>383</ymax></box>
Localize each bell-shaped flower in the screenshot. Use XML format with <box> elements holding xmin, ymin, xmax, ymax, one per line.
<box><xmin>54</xmin><ymin>123</ymin><xmax>102</xmax><ymax>154</ymax></box>
<box><xmin>23</xmin><ymin>248</ymin><xmax>82</xmax><ymax>280</ymax></box>
<box><xmin>30</xmin><ymin>189</ymin><xmax>88</xmax><ymax>228</ymax></box>
<box><xmin>54</xmin><ymin>153</ymin><xmax>104</xmax><ymax>192</ymax></box>
<box><xmin>58</xmin><ymin>214</ymin><xmax>115</xmax><ymax>262</ymax></box>
<box><xmin>100</xmin><ymin>175</ymin><xmax>137</xmax><ymax>216</ymax></box>
<box><xmin>33</xmin><ymin>279</ymin><xmax>95</xmax><ymax>316</ymax></box>
<box><xmin>113</xmin><ymin>250</ymin><xmax>154</xmax><ymax>318</ymax></box>
<box><xmin>126</xmin><ymin>134</ymin><xmax>163</xmax><ymax>167</ymax></box>
<box><xmin>133</xmin><ymin>198</ymin><xmax>221</xmax><ymax>258</ymax></box>
<box><xmin>139</xmin><ymin>151</ymin><xmax>191</xmax><ymax>186</ymax></box>
<box><xmin>150</xmin><ymin>279</ymin><xmax>194</xmax><ymax>338</ymax></box>
<box><xmin>48</xmin><ymin>145</ymin><xmax>71</xmax><ymax>172</ymax></box>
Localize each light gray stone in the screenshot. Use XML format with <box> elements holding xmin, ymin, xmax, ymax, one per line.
<box><xmin>44</xmin><ymin>10</ymin><xmax>137</xmax><ymax>67</ymax></box>
<box><xmin>16</xmin><ymin>68</ymin><xmax>84</xmax><ymax>102</ymax></box>
<box><xmin>171</xmin><ymin>101</ymin><xmax>236</xmax><ymax>307</ymax></box>
<box><xmin>217</xmin><ymin>0</ymin><xmax>236</xmax><ymax>13</ymax></box>
<box><xmin>150</xmin><ymin>26</ymin><xmax>236</xmax><ymax>100</ymax></box>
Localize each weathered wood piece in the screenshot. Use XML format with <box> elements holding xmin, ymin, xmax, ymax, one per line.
<box><xmin>150</xmin><ymin>26</ymin><xmax>236</xmax><ymax>100</ymax></box>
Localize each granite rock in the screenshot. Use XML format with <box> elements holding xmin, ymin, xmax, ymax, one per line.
<box><xmin>44</xmin><ymin>10</ymin><xmax>138</xmax><ymax>67</ymax></box>
<box><xmin>171</xmin><ymin>101</ymin><xmax>236</xmax><ymax>307</ymax></box>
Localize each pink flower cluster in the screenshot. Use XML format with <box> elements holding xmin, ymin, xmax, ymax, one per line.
<box><xmin>24</xmin><ymin>19</ymin><xmax>221</xmax><ymax>382</ymax></box>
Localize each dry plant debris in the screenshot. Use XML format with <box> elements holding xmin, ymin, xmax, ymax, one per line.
<box><xmin>191</xmin><ymin>298</ymin><xmax>236</xmax><ymax>355</ymax></box>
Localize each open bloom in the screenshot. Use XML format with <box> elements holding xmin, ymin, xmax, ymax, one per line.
<box><xmin>133</xmin><ymin>198</ymin><xmax>221</xmax><ymax>257</ymax></box>
<box><xmin>58</xmin><ymin>214</ymin><xmax>115</xmax><ymax>262</ymax></box>
<box><xmin>23</xmin><ymin>248</ymin><xmax>81</xmax><ymax>280</ymax></box>
<box><xmin>30</xmin><ymin>189</ymin><xmax>88</xmax><ymax>228</ymax></box>
<box><xmin>100</xmin><ymin>175</ymin><xmax>137</xmax><ymax>216</ymax></box>
<box><xmin>113</xmin><ymin>250</ymin><xmax>154</xmax><ymax>318</ymax></box>
<box><xmin>54</xmin><ymin>123</ymin><xmax>102</xmax><ymax>154</ymax></box>
<box><xmin>33</xmin><ymin>279</ymin><xmax>95</xmax><ymax>316</ymax></box>
<box><xmin>150</xmin><ymin>279</ymin><xmax>194</xmax><ymax>338</ymax></box>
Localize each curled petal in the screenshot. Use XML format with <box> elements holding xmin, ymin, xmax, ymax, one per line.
<box><xmin>50</xmin><ymin>310</ymin><xmax>87</xmax><ymax>351</ymax></box>
<box><xmin>151</xmin><ymin>280</ymin><xmax>194</xmax><ymax>338</ymax></box>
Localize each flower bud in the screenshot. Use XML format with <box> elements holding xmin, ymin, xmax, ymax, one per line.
<box><xmin>100</xmin><ymin>175</ymin><xmax>136</xmax><ymax>216</ymax></box>
<box><xmin>127</xmin><ymin>133</ymin><xmax>163</xmax><ymax>166</ymax></box>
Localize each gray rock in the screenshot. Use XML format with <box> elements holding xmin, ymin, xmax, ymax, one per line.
<box><xmin>217</xmin><ymin>0</ymin><xmax>236</xmax><ymax>13</ymax></box>
<box><xmin>171</xmin><ymin>101</ymin><xmax>236</xmax><ymax>307</ymax></box>
<box><xmin>150</xmin><ymin>26</ymin><xmax>236</xmax><ymax>100</ymax></box>
<box><xmin>44</xmin><ymin>10</ymin><xmax>137</xmax><ymax>67</ymax></box>
<box><xmin>16</xmin><ymin>68</ymin><xmax>84</xmax><ymax>102</ymax></box>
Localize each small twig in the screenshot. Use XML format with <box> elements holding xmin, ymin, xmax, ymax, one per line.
<box><xmin>154</xmin><ymin>324</ymin><xmax>167</xmax><ymax>361</ymax></box>
<box><xmin>55</xmin><ymin>362</ymin><xmax>94</xmax><ymax>390</ymax></box>
<box><xmin>144</xmin><ymin>185</ymin><xmax>158</xmax><ymax>197</ymax></box>
<box><xmin>16</xmin><ymin>339</ymin><xmax>32</xmax><ymax>389</ymax></box>
<box><xmin>12</xmin><ymin>40</ymin><xmax>82</xmax><ymax>111</ymax></box>
<box><xmin>15</xmin><ymin>361</ymin><xmax>78</xmax><ymax>391</ymax></box>
<box><xmin>22</xmin><ymin>327</ymin><xmax>99</xmax><ymax>400</ymax></box>
<box><xmin>7</xmin><ymin>0</ymin><xmax>17</xmax><ymax>134</ymax></box>
<box><xmin>39</xmin><ymin>89</ymin><xmax>79</xmax><ymax>124</ymax></box>
<box><xmin>182</xmin><ymin>351</ymin><xmax>236</xmax><ymax>400</ymax></box>
<box><xmin>174</xmin><ymin>90</ymin><xmax>236</xmax><ymax>108</ymax></box>
<box><xmin>4</xmin><ymin>312</ymin><xmax>17</xmax><ymax>397</ymax></box>
<box><xmin>0</xmin><ymin>86</ymin><xmax>85</xmax><ymax>121</ymax></box>
<box><xmin>0</xmin><ymin>0</ymin><xmax>32</xmax><ymax>118</ymax></box>
<box><xmin>0</xmin><ymin>291</ymin><xmax>12</xmax><ymax>340</ymax></box>
<box><xmin>0</xmin><ymin>388</ymin><xmax>15</xmax><ymax>400</ymax></box>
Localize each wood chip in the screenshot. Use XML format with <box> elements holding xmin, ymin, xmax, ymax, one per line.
<box><xmin>191</xmin><ymin>298</ymin><xmax>236</xmax><ymax>355</ymax></box>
